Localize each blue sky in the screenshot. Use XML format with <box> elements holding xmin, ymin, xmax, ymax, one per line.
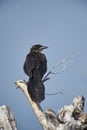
<box><xmin>0</xmin><ymin>0</ymin><xmax>87</xmax><ymax>130</ymax></box>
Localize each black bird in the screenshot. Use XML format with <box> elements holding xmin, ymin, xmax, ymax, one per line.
<box><xmin>23</xmin><ymin>44</ymin><xmax>48</xmax><ymax>103</ymax></box>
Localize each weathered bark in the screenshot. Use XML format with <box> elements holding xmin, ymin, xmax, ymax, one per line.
<box><xmin>15</xmin><ymin>80</ymin><xmax>87</xmax><ymax>130</ymax></box>
<box><xmin>0</xmin><ymin>105</ymin><xmax>17</xmax><ymax>130</ymax></box>
<box><xmin>15</xmin><ymin>80</ymin><xmax>48</xmax><ymax>130</ymax></box>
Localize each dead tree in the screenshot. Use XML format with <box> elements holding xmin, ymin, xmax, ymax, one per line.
<box><xmin>15</xmin><ymin>80</ymin><xmax>87</xmax><ymax>130</ymax></box>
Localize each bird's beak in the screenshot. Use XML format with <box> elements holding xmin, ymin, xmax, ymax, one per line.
<box><xmin>40</xmin><ymin>46</ymin><xmax>48</xmax><ymax>50</ymax></box>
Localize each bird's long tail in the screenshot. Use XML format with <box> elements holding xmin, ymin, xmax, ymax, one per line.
<box><xmin>27</xmin><ymin>69</ymin><xmax>45</xmax><ymax>103</ymax></box>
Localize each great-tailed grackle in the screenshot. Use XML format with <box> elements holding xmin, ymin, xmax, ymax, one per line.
<box><xmin>23</xmin><ymin>44</ymin><xmax>48</xmax><ymax>103</ymax></box>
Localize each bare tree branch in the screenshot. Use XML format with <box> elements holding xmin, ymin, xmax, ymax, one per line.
<box><xmin>45</xmin><ymin>90</ymin><xmax>64</xmax><ymax>95</ymax></box>
<box><xmin>43</xmin><ymin>53</ymin><xmax>83</xmax><ymax>82</ymax></box>
<box><xmin>15</xmin><ymin>80</ymin><xmax>48</xmax><ymax>130</ymax></box>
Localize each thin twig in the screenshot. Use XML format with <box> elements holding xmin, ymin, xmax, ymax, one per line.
<box><xmin>43</xmin><ymin>53</ymin><xmax>83</xmax><ymax>82</ymax></box>
<box><xmin>45</xmin><ymin>90</ymin><xmax>64</xmax><ymax>95</ymax></box>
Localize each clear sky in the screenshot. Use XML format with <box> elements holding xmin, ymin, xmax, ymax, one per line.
<box><xmin>0</xmin><ymin>0</ymin><xmax>87</xmax><ymax>130</ymax></box>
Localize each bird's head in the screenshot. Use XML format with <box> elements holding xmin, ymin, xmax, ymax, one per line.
<box><xmin>30</xmin><ymin>44</ymin><xmax>48</xmax><ymax>53</ymax></box>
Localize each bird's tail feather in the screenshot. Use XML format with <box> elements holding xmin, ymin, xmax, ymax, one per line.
<box><xmin>27</xmin><ymin>70</ymin><xmax>45</xmax><ymax>103</ymax></box>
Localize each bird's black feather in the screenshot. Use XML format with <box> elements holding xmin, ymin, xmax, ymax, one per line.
<box><xmin>23</xmin><ymin>44</ymin><xmax>47</xmax><ymax>103</ymax></box>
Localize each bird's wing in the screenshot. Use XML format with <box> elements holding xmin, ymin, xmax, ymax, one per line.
<box><xmin>23</xmin><ymin>54</ymin><xmax>34</xmax><ymax>77</ymax></box>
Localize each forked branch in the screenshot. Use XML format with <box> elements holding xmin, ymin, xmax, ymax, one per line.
<box><xmin>43</xmin><ymin>53</ymin><xmax>83</xmax><ymax>82</ymax></box>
